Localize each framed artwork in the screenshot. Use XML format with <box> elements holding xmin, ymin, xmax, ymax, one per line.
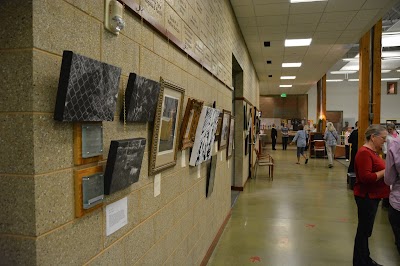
<box><xmin>206</xmin><ymin>155</ymin><xmax>217</xmax><ymax>197</ymax></box>
<box><xmin>189</xmin><ymin>106</ymin><xmax>220</xmax><ymax>166</ymax></box>
<box><xmin>179</xmin><ymin>98</ymin><xmax>204</xmax><ymax>150</ymax></box>
<box><xmin>218</xmin><ymin>110</ymin><xmax>231</xmax><ymax>150</ymax></box>
<box><xmin>227</xmin><ymin>117</ymin><xmax>235</xmax><ymax>159</ymax></box>
<box><xmin>387</xmin><ymin>82</ymin><xmax>397</xmax><ymax>95</ymax></box>
<box><xmin>215</xmin><ymin>113</ymin><xmax>223</xmax><ymax>140</ymax></box>
<box><xmin>149</xmin><ymin>78</ymin><xmax>185</xmax><ymax>176</ymax></box>
<box><xmin>104</xmin><ymin>138</ymin><xmax>146</xmax><ymax>195</ymax></box>
<box><xmin>54</xmin><ymin>50</ymin><xmax>121</xmax><ymax>122</ymax></box>
<box><xmin>120</xmin><ymin>73</ymin><xmax>160</xmax><ymax>122</ymax></box>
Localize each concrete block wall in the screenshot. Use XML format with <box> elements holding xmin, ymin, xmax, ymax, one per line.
<box><xmin>0</xmin><ymin>0</ymin><xmax>259</xmax><ymax>264</ymax></box>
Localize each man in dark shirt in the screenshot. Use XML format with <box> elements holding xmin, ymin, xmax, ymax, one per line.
<box><xmin>348</xmin><ymin>121</ymin><xmax>358</xmax><ymax>173</ymax></box>
<box><xmin>271</xmin><ymin>124</ymin><xmax>277</xmax><ymax>150</ymax></box>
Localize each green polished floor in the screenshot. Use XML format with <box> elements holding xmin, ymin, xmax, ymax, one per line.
<box><xmin>208</xmin><ymin>148</ymin><xmax>400</xmax><ymax>266</ymax></box>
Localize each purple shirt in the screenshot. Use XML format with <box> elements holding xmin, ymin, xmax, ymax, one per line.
<box><xmin>385</xmin><ymin>137</ymin><xmax>400</xmax><ymax>211</ymax></box>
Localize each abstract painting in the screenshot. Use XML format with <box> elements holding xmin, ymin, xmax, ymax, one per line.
<box><xmin>206</xmin><ymin>155</ymin><xmax>217</xmax><ymax>197</ymax></box>
<box><xmin>227</xmin><ymin>117</ymin><xmax>235</xmax><ymax>159</ymax></box>
<box><xmin>121</xmin><ymin>73</ymin><xmax>160</xmax><ymax>122</ymax></box>
<box><xmin>104</xmin><ymin>138</ymin><xmax>146</xmax><ymax>195</ymax></box>
<box><xmin>189</xmin><ymin>106</ymin><xmax>220</xmax><ymax>166</ymax></box>
<box><xmin>218</xmin><ymin>109</ymin><xmax>231</xmax><ymax>150</ymax></box>
<box><xmin>149</xmin><ymin>78</ymin><xmax>185</xmax><ymax>176</ymax></box>
<box><xmin>54</xmin><ymin>50</ymin><xmax>121</xmax><ymax>122</ymax></box>
<box><xmin>179</xmin><ymin>98</ymin><xmax>204</xmax><ymax>150</ymax></box>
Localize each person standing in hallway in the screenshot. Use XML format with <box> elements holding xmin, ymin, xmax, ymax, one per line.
<box><xmin>281</xmin><ymin>123</ymin><xmax>289</xmax><ymax>150</ymax></box>
<box><xmin>290</xmin><ymin>124</ymin><xmax>308</xmax><ymax>164</ymax></box>
<box><xmin>345</xmin><ymin>126</ymin><xmax>352</xmax><ymax>162</ymax></box>
<box><xmin>271</xmin><ymin>124</ymin><xmax>277</xmax><ymax>150</ymax></box>
<box><xmin>384</xmin><ymin>136</ymin><xmax>400</xmax><ymax>256</ymax></box>
<box><xmin>348</xmin><ymin>121</ymin><xmax>359</xmax><ymax>173</ymax></box>
<box><xmin>324</xmin><ymin>122</ymin><xmax>339</xmax><ymax>168</ymax></box>
<box><xmin>353</xmin><ymin>124</ymin><xmax>390</xmax><ymax>266</ymax></box>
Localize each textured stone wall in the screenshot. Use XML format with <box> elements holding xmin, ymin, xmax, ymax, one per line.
<box><xmin>0</xmin><ymin>0</ymin><xmax>259</xmax><ymax>264</ymax></box>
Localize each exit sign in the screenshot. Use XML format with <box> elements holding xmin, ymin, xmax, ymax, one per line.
<box><xmin>281</xmin><ymin>93</ymin><xmax>287</xmax><ymax>97</ymax></box>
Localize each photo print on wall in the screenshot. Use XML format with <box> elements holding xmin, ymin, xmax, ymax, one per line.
<box><xmin>54</xmin><ymin>50</ymin><xmax>121</xmax><ymax>122</ymax></box>
<box><xmin>104</xmin><ymin>138</ymin><xmax>146</xmax><ymax>195</ymax></box>
<box><xmin>121</xmin><ymin>73</ymin><xmax>161</xmax><ymax>122</ymax></box>
<box><xmin>189</xmin><ymin>106</ymin><xmax>220</xmax><ymax>166</ymax></box>
<box><xmin>179</xmin><ymin>98</ymin><xmax>204</xmax><ymax>150</ymax></box>
<box><xmin>206</xmin><ymin>154</ymin><xmax>217</xmax><ymax>197</ymax></box>
<box><xmin>218</xmin><ymin>109</ymin><xmax>231</xmax><ymax>150</ymax></box>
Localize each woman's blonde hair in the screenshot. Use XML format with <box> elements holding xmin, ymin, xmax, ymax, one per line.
<box><xmin>327</xmin><ymin>122</ymin><xmax>336</xmax><ymax>132</ymax></box>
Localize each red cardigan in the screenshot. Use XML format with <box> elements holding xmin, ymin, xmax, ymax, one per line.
<box><xmin>354</xmin><ymin>146</ymin><xmax>390</xmax><ymax>199</ymax></box>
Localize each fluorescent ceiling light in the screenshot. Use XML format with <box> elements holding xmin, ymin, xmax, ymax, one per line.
<box><xmin>381</xmin><ymin>70</ymin><xmax>391</xmax><ymax>73</ymax></box>
<box><xmin>290</xmin><ymin>0</ymin><xmax>327</xmax><ymax>2</ymax></box>
<box><xmin>382</xmin><ymin>78</ymin><xmax>400</xmax><ymax>81</ymax></box>
<box><xmin>348</xmin><ymin>79</ymin><xmax>359</xmax><ymax>82</ymax></box>
<box><xmin>282</xmin><ymin>62</ymin><xmax>302</xmax><ymax>67</ymax></box>
<box><xmin>330</xmin><ymin>71</ymin><xmax>357</xmax><ymax>74</ymax></box>
<box><xmin>382</xmin><ymin>33</ymin><xmax>400</xmax><ymax>47</ymax></box>
<box><xmin>284</xmin><ymin>38</ymin><xmax>312</xmax><ymax>47</ymax></box>
<box><xmin>342</xmin><ymin>58</ymin><xmax>358</xmax><ymax>62</ymax></box>
<box><xmin>280</xmin><ymin>76</ymin><xmax>296</xmax><ymax>79</ymax></box>
<box><xmin>279</xmin><ymin>85</ymin><xmax>292</xmax><ymax>87</ymax></box>
<box><xmin>326</xmin><ymin>79</ymin><xmax>343</xmax><ymax>82</ymax></box>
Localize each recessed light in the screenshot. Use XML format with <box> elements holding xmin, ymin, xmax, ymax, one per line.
<box><xmin>330</xmin><ymin>71</ymin><xmax>357</xmax><ymax>74</ymax></box>
<box><xmin>279</xmin><ymin>85</ymin><xmax>292</xmax><ymax>87</ymax></box>
<box><xmin>326</xmin><ymin>79</ymin><xmax>343</xmax><ymax>82</ymax></box>
<box><xmin>264</xmin><ymin>41</ymin><xmax>270</xmax><ymax>47</ymax></box>
<box><xmin>290</xmin><ymin>0</ymin><xmax>327</xmax><ymax>3</ymax></box>
<box><xmin>382</xmin><ymin>78</ymin><xmax>400</xmax><ymax>81</ymax></box>
<box><xmin>284</xmin><ymin>38</ymin><xmax>312</xmax><ymax>47</ymax></box>
<box><xmin>267</xmin><ymin>60</ymin><xmax>272</xmax><ymax>64</ymax></box>
<box><xmin>280</xmin><ymin>76</ymin><xmax>296</xmax><ymax>79</ymax></box>
<box><xmin>282</xmin><ymin>63</ymin><xmax>302</xmax><ymax>67</ymax></box>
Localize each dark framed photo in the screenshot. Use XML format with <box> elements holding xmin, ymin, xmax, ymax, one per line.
<box><xmin>387</xmin><ymin>82</ymin><xmax>397</xmax><ymax>95</ymax></box>
<box><xmin>149</xmin><ymin>78</ymin><xmax>185</xmax><ymax>176</ymax></box>
<box><xmin>218</xmin><ymin>109</ymin><xmax>231</xmax><ymax>150</ymax></box>
<box><xmin>179</xmin><ymin>98</ymin><xmax>204</xmax><ymax>150</ymax></box>
<box><xmin>227</xmin><ymin>117</ymin><xmax>235</xmax><ymax>159</ymax></box>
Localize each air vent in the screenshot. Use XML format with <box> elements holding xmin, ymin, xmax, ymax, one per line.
<box><xmin>264</xmin><ymin>41</ymin><xmax>270</xmax><ymax>47</ymax></box>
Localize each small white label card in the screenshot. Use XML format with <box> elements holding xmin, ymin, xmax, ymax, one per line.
<box><xmin>106</xmin><ymin>197</ymin><xmax>128</xmax><ymax>236</ymax></box>
<box><xmin>154</xmin><ymin>173</ymin><xmax>161</xmax><ymax>197</ymax></box>
<box><xmin>228</xmin><ymin>159</ymin><xmax>230</xmax><ymax>169</ymax></box>
<box><xmin>220</xmin><ymin>151</ymin><xmax>223</xmax><ymax>161</ymax></box>
<box><xmin>181</xmin><ymin>150</ymin><xmax>186</xmax><ymax>167</ymax></box>
<box><xmin>214</xmin><ymin>142</ymin><xmax>218</xmax><ymax>153</ymax></box>
<box><xmin>197</xmin><ymin>164</ymin><xmax>201</xmax><ymax>178</ymax></box>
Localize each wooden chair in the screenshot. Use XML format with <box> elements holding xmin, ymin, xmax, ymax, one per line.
<box><xmin>254</xmin><ymin>149</ymin><xmax>274</xmax><ymax>180</ymax></box>
<box><xmin>313</xmin><ymin>140</ymin><xmax>326</xmax><ymax>158</ymax></box>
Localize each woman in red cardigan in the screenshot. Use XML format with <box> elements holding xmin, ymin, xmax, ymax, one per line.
<box><xmin>353</xmin><ymin>124</ymin><xmax>390</xmax><ymax>266</ymax></box>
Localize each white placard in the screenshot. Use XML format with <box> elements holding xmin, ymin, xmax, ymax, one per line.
<box><xmin>154</xmin><ymin>173</ymin><xmax>161</xmax><ymax>197</ymax></box>
<box><xmin>220</xmin><ymin>151</ymin><xmax>223</xmax><ymax>161</ymax></box>
<box><xmin>214</xmin><ymin>142</ymin><xmax>218</xmax><ymax>153</ymax></box>
<box><xmin>106</xmin><ymin>197</ymin><xmax>128</xmax><ymax>236</ymax></box>
<box><xmin>197</xmin><ymin>164</ymin><xmax>201</xmax><ymax>178</ymax></box>
<box><xmin>181</xmin><ymin>150</ymin><xmax>186</xmax><ymax>167</ymax></box>
<box><xmin>227</xmin><ymin>159</ymin><xmax>230</xmax><ymax>169</ymax></box>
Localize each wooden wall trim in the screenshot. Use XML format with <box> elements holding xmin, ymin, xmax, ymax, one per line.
<box><xmin>359</xmin><ymin>30</ymin><xmax>371</xmax><ymax>147</ymax></box>
<box><xmin>372</xmin><ymin>19</ymin><xmax>382</xmax><ymax>124</ymax></box>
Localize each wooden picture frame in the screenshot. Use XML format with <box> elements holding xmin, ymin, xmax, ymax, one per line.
<box><xmin>387</xmin><ymin>82</ymin><xmax>397</xmax><ymax>95</ymax></box>
<box><xmin>149</xmin><ymin>78</ymin><xmax>185</xmax><ymax>176</ymax></box>
<box><xmin>179</xmin><ymin>98</ymin><xmax>204</xmax><ymax>150</ymax></box>
<box><xmin>227</xmin><ymin>117</ymin><xmax>235</xmax><ymax>159</ymax></box>
<box><xmin>218</xmin><ymin>110</ymin><xmax>231</xmax><ymax>150</ymax></box>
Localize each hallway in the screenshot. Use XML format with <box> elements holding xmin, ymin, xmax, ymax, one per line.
<box><xmin>208</xmin><ymin>148</ymin><xmax>400</xmax><ymax>266</ymax></box>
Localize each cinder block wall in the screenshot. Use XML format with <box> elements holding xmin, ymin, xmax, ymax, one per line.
<box><xmin>0</xmin><ymin>0</ymin><xmax>259</xmax><ymax>264</ymax></box>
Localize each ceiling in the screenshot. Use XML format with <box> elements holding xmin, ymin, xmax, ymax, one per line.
<box><xmin>229</xmin><ymin>0</ymin><xmax>400</xmax><ymax>95</ymax></box>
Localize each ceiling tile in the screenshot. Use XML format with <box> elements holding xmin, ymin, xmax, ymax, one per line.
<box><xmin>233</xmin><ymin>5</ymin><xmax>255</xmax><ymax>17</ymax></box>
<box><xmin>289</xmin><ymin>2</ymin><xmax>327</xmax><ymax>14</ymax></box>
<box><xmin>258</xmin><ymin>32</ymin><xmax>287</xmax><ymax>41</ymax></box>
<box><xmin>320</xmin><ymin>11</ymin><xmax>357</xmax><ymax>24</ymax></box>
<box><xmin>256</xmin><ymin>15</ymin><xmax>288</xmax><ymax>26</ymax></box>
<box><xmin>231</xmin><ymin>0</ymin><xmax>253</xmax><ymax>6</ymax></box>
<box><xmin>316</xmin><ymin>21</ymin><xmax>350</xmax><ymax>31</ymax></box>
<box><xmin>254</xmin><ymin>3</ymin><xmax>290</xmax><ymax>16</ymax></box>
<box><xmin>287</xmin><ymin>23</ymin><xmax>317</xmax><ymax>33</ymax></box>
<box><xmin>354</xmin><ymin>9</ymin><xmax>381</xmax><ymax>21</ymax></box>
<box><xmin>325</xmin><ymin>0</ymin><xmax>365</xmax><ymax>12</ymax></box>
<box><xmin>363</xmin><ymin>0</ymin><xmax>395</xmax><ymax>9</ymax></box>
<box><xmin>258</xmin><ymin>25</ymin><xmax>288</xmax><ymax>34</ymax></box>
<box><xmin>288</xmin><ymin>13</ymin><xmax>322</xmax><ymax>25</ymax></box>
<box><xmin>313</xmin><ymin>31</ymin><xmax>342</xmax><ymax>40</ymax></box>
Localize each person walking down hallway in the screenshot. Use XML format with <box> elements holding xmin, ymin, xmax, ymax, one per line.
<box><xmin>324</xmin><ymin>122</ymin><xmax>339</xmax><ymax>168</ymax></box>
<box><xmin>290</xmin><ymin>124</ymin><xmax>308</xmax><ymax>164</ymax></box>
<box><xmin>271</xmin><ymin>124</ymin><xmax>277</xmax><ymax>150</ymax></box>
<box><xmin>281</xmin><ymin>123</ymin><xmax>289</xmax><ymax>150</ymax></box>
<box><xmin>385</xmin><ymin>136</ymin><xmax>400</xmax><ymax>256</ymax></box>
<box><xmin>353</xmin><ymin>125</ymin><xmax>389</xmax><ymax>266</ymax></box>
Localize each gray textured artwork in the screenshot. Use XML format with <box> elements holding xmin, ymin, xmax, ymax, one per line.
<box><xmin>122</xmin><ymin>73</ymin><xmax>160</xmax><ymax>122</ymax></box>
<box><xmin>104</xmin><ymin>138</ymin><xmax>146</xmax><ymax>195</ymax></box>
<box><xmin>54</xmin><ymin>50</ymin><xmax>121</xmax><ymax>121</ymax></box>
<box><xmin>206</xmin><ymin>155</ymin><xmax>217</xmax><ymax>197</ymax></box>
<box><xmin>189</xmin><ymin>107</ymin><xmax>220</xmax><ymax>166</ymax></box>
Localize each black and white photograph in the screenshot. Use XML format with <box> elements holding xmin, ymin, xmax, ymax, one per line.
<box><xmin>189</xmin><ymin>106</ymin><xmax>220</xmax><ymax>166</ymax></box>
<box><xmin>104</xmin><ymin>138</ymin><xmax>146</xmax><ymax>195</ymax></box>
<box><xmin>121</xmin><ymin>73</ymin><xmax>160</xmax><ymax>122</ymax></box>
<box><xmin>218</xmin><ymin>110</ymin><xmax>231</xmax><ymax>150</ymax></box>
<box><xmin>54</xmin><ymin>50</ymin><xmax>121</xmax><ymax>122</ymax></box>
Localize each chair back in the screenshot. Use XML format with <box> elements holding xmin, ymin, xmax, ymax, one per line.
<box><xmin>314</xmin><ymin>140</ymin><xmax>325</xmax><ymax>150</ymax></box>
